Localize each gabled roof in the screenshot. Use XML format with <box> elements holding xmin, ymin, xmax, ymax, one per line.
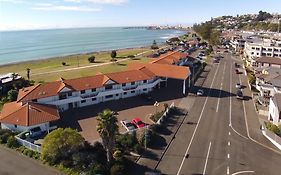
<box><xmin>150</xmin><ymin>51</ymin><xmax>187</xmax><ymax>65</ymax></box>
<box><xmin>0</xmin><ymin>102</ymin><xmax>60</xmax><ymax>127</ymax></box>
<box><xmin>129</xmin><ymin>63</ymin><xmax>189</xmax><ymax>80</ymax></box>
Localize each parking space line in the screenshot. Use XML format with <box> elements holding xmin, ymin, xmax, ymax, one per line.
<box><xmin>216</xmin><ymin>62</ymin><xmax>226</xmax><ymax>113</ymax></box>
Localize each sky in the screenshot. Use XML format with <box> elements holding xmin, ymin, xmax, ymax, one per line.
<box><xmin>1</xmin><ymin>0</ymin><xmax>281</xmax><ymax>31</ymax></box>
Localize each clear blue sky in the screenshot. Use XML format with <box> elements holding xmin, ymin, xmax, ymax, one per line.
<box><xmin>1</xmin><ymin>0</ymin><xmax>281</xmax><ymax>31</ymax></box>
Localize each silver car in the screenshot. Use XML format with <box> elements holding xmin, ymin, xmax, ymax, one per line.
<box><xmin>120</xmin><ymin>120</ymin><xmax>136</xmax><ymax>131</ymax></box>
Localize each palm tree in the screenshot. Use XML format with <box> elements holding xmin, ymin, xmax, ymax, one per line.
<box><xmin>96</xmin><ymin>109</ymin><xmax>119</xmax><ymax>166</ymax></box>
<box><xmin>26</xmin><ymin>68</ymin><xmax>30</xmax><ymax>80</ymax></box>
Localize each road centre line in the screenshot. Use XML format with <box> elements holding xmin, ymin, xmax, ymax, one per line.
<box><xmin>227</xmin><ymin>166</ymin><xmax>230</xmax><ymax>175</ymax></box>
<box><xmin>227</xmin><ymin>153</ymin><xmax>230</xmax><ymax>159</ymax></box>
<box><xmin>228</xmin><ymin>141</ymin><xmax>230</xmax><ymax>146</ymax></box>
<box><xmin>203</xmin><ymin>142</ymin><xmax>212</xmax><ymax>175</ymax></box>
<box><xmin>216</xmin><ymin>62</ymin><xmax>226</xmax><ymax>113</ymax></box>
<box><xmin>176</xmin><ymin>60</ymin><xmax>221</xmax><ymax>175</ymax></box>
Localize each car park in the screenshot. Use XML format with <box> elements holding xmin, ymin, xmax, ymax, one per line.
<box><xmin>197</xmin><ymin>89</ymin><xmax>204</xmax><ymax>96</ymax></box>
<box><xmin>131</xmin><ymin>117</ymin><xmax>145</xmax><ymax>128</ymax></box>
<box><xmin>120</xmin><ymin>120</ymin><xmax>136</xmax><ymax>131</ymax></box>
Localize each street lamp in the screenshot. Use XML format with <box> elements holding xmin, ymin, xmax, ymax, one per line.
<box><xmin>154</xmin><ymin>101</ymin><xmax>159</xmax><ymax>114</ymax></box>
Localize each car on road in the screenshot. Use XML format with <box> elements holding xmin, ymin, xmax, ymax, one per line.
<box><xmin>236</xmin><ymin>89</ymin><xmax>243</xmax><ymax>100</ymax></box>
<box><xmin>235</xmin><ymin>83</ymin><xmax>242</xmax><ymax>89</ymax></box>
<box><xmin>120</xmin><ymin>120</ymin><xmax>136</xmax><ymax>131</ymax></box>
<box><xmin>131</xmin><ymin>117</ymin><xmax>145</xmax><ymax>128</ymax></box>
<box><xmin>235</xmin><ymin>69</ymin><xmax>240</xmax><ymax>74</ymax></box>
<box><xmin>234</xmin><ymin>63</ymin><xmax>240</xmax><ymax>68</ymax></box>
<box><xmin>197</xmin><ymin>89</ymin><xmax>204</xmax><ymax>96</ymax></box>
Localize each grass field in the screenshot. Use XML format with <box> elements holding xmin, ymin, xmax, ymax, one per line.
<box><xmin>0</xmin><ymin>47</ymin><xmax>157</xmax><ymax>83</ymax></box>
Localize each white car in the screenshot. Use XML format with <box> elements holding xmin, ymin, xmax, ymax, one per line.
<box><xmin>197</xmin><ymin>89</ymin><xmax>204</xmax><ymax>96</ymax></box>
<box><xmin>235</xmin><ymin>83</ymin><xmax>242</xmax><ymax>89</ymax></box>
<box><xmin>120</xmin><ymin>120</ymin><xmax>136</xmax><ymax>131</ymax></box>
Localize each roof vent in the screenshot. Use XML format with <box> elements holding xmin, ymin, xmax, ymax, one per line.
<box><xmin>42</xmin><ymin>91</ymin><xmax>46</xmax><ymax>95</ymax></box>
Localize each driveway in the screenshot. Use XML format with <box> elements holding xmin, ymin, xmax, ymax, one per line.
<box><xmin>0</xmin><ymin>146</ymin><xmax>62</xmax><ymax>175</ymax></box>
<box><xmin>58</xmin><ymin>79</ymin><xmax>185</xmax><ymax>142</ymax></box>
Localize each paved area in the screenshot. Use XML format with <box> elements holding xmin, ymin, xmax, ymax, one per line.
<box><xmin>137</xmin><ymin>53</ymin><xmax>281</xmax><ymax>175</ymax></box>
<box><xmin>59</xmin><ymin>79</ymin><xmax>185</xmax><ymax>142</ymax></box>
<box><xmin>0</xmin><ymin>146</ymin><xmax>63</xmax><ymax>175</ymax></box>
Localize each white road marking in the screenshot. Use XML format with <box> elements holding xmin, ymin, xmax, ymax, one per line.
<box><xmin>231</xmin><ymin>170</ymin><xmax>255</xmax><ymax>175</ymax></box>
<box><xmin>229</xmin><ymin>132</ymin><xmax>231</xmax><ymax>136</ymax></box>
<box><xmin>176</xmin><ymin>60</ymin><xmax>221</xmax><ymax>175</ymax></box>
<box><xmin>227</xmin><ymin>153</ymin><xmax>230</xmax><ymax>159</ymax></box>
<box><xmin>203</xmin><ymin>142</ymin><xmax>212</xmax><ymax>175</ymax></box>
<box><xmin>228</xmin><ymin>141</ymin><xmax>230</xmax><ymax>146</ymax></box>
<box><xmin>227</xmin><ymin>166</ymin><xmax>230</xmax><ymax>175</ymax></box>
<box><xmin>229</xmin><ymin>63</ymin><xmax>249</xmax><ymax>140</ymax></box>
<box><xmin>216</xmin><ymin>63</ymin><xmax>226</xmax><ymax>112</ymax></box>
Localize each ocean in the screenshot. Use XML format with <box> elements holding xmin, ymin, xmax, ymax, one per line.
<box><xmin>0</xmin><ymin>27</ymin><xmax>186</xmax><ymax>65</ymax></box>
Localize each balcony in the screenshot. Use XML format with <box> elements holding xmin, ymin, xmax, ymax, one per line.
<box><xmin>122</xmin><ymin>85</ymin><xmax>138</xmax><ymax>91</ymax></box>
<box><xmin>81</xmin><ymin>92</ymin><xmax>99</xmax><ymax>99</ymax></box>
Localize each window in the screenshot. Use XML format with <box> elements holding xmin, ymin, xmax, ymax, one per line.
<box><xmin>14</xmin><ymin>125</ymin><xmax>17</xmax><ymax>128</ymax></box>
<box><xmin>81</xmin><ymin>90</ymin><xmax>85</xmax><ymax>94</ymax></box>
<box><xmin>268</xmin><ymin>48</ymin><xmax>272</xmax><ymax>51</ymax></box>
<box><xmin>67</xmin><ymin>92</ymin><xmax>72</xmax><ymax>96</ymax></box>
<box><xmin>105</xmin><ymin>85</ymin><xmax>113</xmax><ymax>90</ymax></box>
<box><xmin>267</xmin><ymin>53</ymin><xmax>272</xmax><ymax>56</ymax></box>
<box><xmin>274</xmin><ymin>48</ymin><xmax>278</xmax><ymax>52</ymax></box>
<box><xmin>92</xmin><ymin>98</ymin><xmax>96</xmax><ymax>101</ymax></box>
<box><xmin>81</xmin><ymin>100</ymin><xmax>86</xmax><ymax>103</ymax></box>
<box><xmin>143</xmin><ymin>88</ymin><xmax>147</xmax><ymax>91</ymax></box>
<box><xmin>131</xmin><ymin>91</ymin><xmax>135</xmax><ymax>93</ymax></box>
<box><xmin>105</xmin><ymin>95</ymin><xmax>113</xmax><ymax>99</ymax></box>
<box><xmin>122</xmin><ymin>83</ymin><xmax>126</xmax><ymax>87</ymax></box>
<box><xmin>131</xmin><ymin>82</ymin><xmax>135</xmax><ymax>85</ymax></box>
<box><xmin>59</xmin><ymin>93</ymin><xmax>67</xmax><ymax>100</ymax></box>
<box><xmin>262</xmin><ymin>53</ymin><xmax>266</xmax><ymax>56</ymax></box>
<box><xmin>143</xmin><ymin>80</ymin><xmax>147</xmax><ymax>83</ymax></box>
<box><xmin>32</xmin><ymin>99</ymin><xmax>37</xmax><ymax>102</ymax></box>
<box><xmin>91</xmin><ymin>88</ymin><xmax>96</xmax><ymax>92</ymax></box>
<box><xmin>123</xmin><ymin>92</ymin><xmax>127</xmax><ymax>95</ymax></box>
<box><xmin>251</xmin><ymin>52</ymin><xmax>254</xmax><ymax>55</ymax></box>
<box><xmin>251</xmin><ymin>47</ymin><xmax>255</xmax><ymax>50</ymax></box>
<box><xmin>116</xmin><ymin>94</ymin><xmax>119</xmax><ymax>96</ymax></box>
<box><xmin>256</xmin><ymin>48</ymin><xmax>260</xmax><ymax>50</ymax></box>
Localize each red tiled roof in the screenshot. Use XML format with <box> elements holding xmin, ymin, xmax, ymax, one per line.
<box><xmin>0</xmin><ymin>102</ymin><xmax>60</xmax><ymax>126</ymax></box>
<box><xmin>150</xmin><ymin>51</ymin><xmax>187</xmax><ymax>65</ymax></box>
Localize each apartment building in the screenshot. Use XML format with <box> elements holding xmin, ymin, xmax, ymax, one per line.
<box><xmin>0</xmin><ymin>51</ymin><xmax>190</xmax><ymax>132</ymax></box>
<box><xmin>244</xmin><ymin>39</ymin><xmax>281</xmax><ymax>67</ymax></box>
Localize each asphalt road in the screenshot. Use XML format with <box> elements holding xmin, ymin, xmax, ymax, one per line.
<box><xmin>156</xmin><ymin>53</ymin><xmax>281</xmax><ymax>175</ymax></box>
<box><xmin>0</xmin><ymin>145</ymin><xmax>63</xmax><ymax>175</ymax></box>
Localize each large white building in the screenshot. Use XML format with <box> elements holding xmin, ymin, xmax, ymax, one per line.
<box><xmin>0</xmin><ymin>51</ymin><xmax>190</xmax><ymax>132</ymax></box>
<box><xmin>268</xmin><ymin>93</ymin><xmax>281</xmax><ymax>125</ymax></box>
<box><xmin>244</xmin><ymin>39</ymin><xmax>281</xmax><ymax>67</ymax></box>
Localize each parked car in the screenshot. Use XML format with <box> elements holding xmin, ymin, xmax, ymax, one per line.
<box><xmin>235</xmin><ymin>83</ymin><xmax>242</xmax><ymax>89</ymax></box>
<box><xmin>197</xmin><ymin>89</ymin><xmax>204</xmax><ymax>96</ymax></box>
<box><xmin>120</xmin><ymin>120</ymin><xmax>136</xmax><ymax>131</ymax></box>
<box><xmin>235</xmin><ymin>69</ymin><xmax>240</xmax><ymax>74</ymax></box>
<box><xmin>131</xmin><ymin>118</ymin><xmax>145</xmax><ymax>128</ymax></box>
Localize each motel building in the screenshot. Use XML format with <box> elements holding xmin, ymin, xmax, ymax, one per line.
<box><xmin>0</xmin><ymin>51</ymin><xmax>191</xmax><ymax>133</ymax></box>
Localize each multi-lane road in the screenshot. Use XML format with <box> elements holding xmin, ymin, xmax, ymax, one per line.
<box><xmin>155</xmin><ymin>53</ymin><xmax>281</xmax><ymax>175</ymax></box>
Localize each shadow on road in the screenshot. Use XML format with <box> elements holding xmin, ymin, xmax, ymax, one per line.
<box><xmin>191</xmin><ymin>85</ymin><xmax>236</xmax><ymax>98</ymax></box>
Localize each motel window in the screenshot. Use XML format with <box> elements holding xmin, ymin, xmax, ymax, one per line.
<box><xmin>251</xmin><ymin>52</ymin><xmax>254</xmax><ymax>55</ymax></box>
<box><xmin>122</xmin><ymin>83</ymin><xmax>126</xmax><ymax>87</ymax></box>
<box><xmin>105</xmin><ymin>85</ymin><xmax>113</xmax><ymax>90</ymax></box>
<box><xmin>14</xmin><ymin>125</ymin><xmax>17</xmax><ymax>128</ymax></box>
<box><xmin>268</xmin><ymin>48</ymin><xmax>272</xmax><ymax>51</ymax></box>
<box><xmin>91</xmin><ymin>88</ymin><xmax>96</xmax><ymax>92</ymax></box>
<box><xmin>32</xmin><ymin>99</ymin><xmax>37</xmax><ymax>102</ymax></box>
<box><xmin>123</xmin><ymin>92</ymin><xmax>127</xmax><ymax>95</ymax></box>
<box><xmin>116</xmin><ymin>94</ymin><xmax>119</xmax><ymax>96</ymax></box>
<box><xmin>251</xmin><ymin>47</ymin><xmax>255</xmax><ymax>50</ymax></box>
<box><xmin>81</xmin><ymin>100</ymin><xmax>86</xmax><ymax>103</ymax></box>
<box><xmin>274</xmin><ymin>48</ymin><xmax>278</xmax><ymax>52</ymax></box>
<box><xmin>256</xmin><ymin>53</ymin><xmax>259</xmax><ymax>55</ymax></box>
<box><xmin>131</xmin><ymin>82</ymin><xmax>135</xmax><ymax>85</ymax></box>
<box><xmin>267</xmin><ymin>53</ymin><xmax>272</xmax><ymax>56</ymax></box>
<box><xmin>81</xmin><ymin>90</ymin><xmax>85</xmax><ymax>94</ymax></box>
<box><xmin>92</xmin><ymin>98</ymin><xmax>96</xmax><ymax>101</ymax></box>
<box><xmin>131</xmin><ymin>91</ymin><xmax>135</xmax><ymax>93</ymax></box>
<box><xmin>67</xmin><ymin>92</ymin><xmax>72</xmax><ymax>96</ymax></box>
<box><xmin>143</xmin><ymin>88</ymin><xmax>147</xmax><ymax>91</ymax></box>
<box><xmin>256</xmin><ymin>48</ymin><xmax>260</xmax><ymax>50</ymax></box>
<box><xmin>143</xmin><ymin>80</ymin><xmax>147</xmax><ymax>83</ymax></box>
<box><xmin>105</xmin><ymin>95</ymin><xmax>113</xmax><ymax>99</ymax></box>
<box><xmin>262</xmin><ymin>53</ymin><xmax>266</xmax><ymax>56</ymax></box>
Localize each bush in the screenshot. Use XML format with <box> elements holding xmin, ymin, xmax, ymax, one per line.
<box><xmin>61</xmin><ymin>62</ymin><xmax>66</xmax><ymax>66</ymax></box>
<box><xmin>0</xmin><ymin>129</ymin><xmax>14</xmax><ymax>144</ymax></box>
<box><xmin>7</xmin><ymin>136</ymin><xmax>19</xmax><ymax>148</ymax></box>
<box><xmin>16</xmin><ymin>146</ymin><xmax>26</xmax><ymax>153</ymax></box>
<box><xmin>133</xmin><ymin>144</ymin><xmax>143</xmax><ymax>154</ymax></box>
<box><xmin>116</xmin><ymin>133</ymin><xmax>138</xmax><ymax>152</ymax></box>
<box><xmin>150</xmin><ymin>110</ymin><xmax>165</xmax><ymax>123</ymax></box>
<box><xmin>265</xmin><ymin>122</ymin><xmax>281</xmax><ymax>136</ymax></box>
<box><xmin>127</xmin><ymin>55</ymin><xmax>135</xmax><ymax>58</ymax></box>
<box><xmin>88</xmin><ymin>56</ymin><xmax>96</xmax><ymax>63</ymax></box>
<box><xmin>87</xmin><ymin>164</ymin><xmax>107</xmax><ymax>175</ymax></box>
<box><xmin>23</xmin><ymin>149</ymin><xmax>35</xmax><ymax>158</ymax></box>
<box><xmin>110</xmin><ymin>164</ymin><xmax>125</xmax><ymax>175</ymax></box>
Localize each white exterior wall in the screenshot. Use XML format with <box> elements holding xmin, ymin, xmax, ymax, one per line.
<box><xmin>1</xmin><ymin>122</ymin><xmax>50</xmax><ymax>132</ymax></box>
<box><xmin>268</xmin><ymin>98</ymin><xmax>280</xmax><ymax>125</ymax></box>
<box><xmin>39</xmin><ymin>78</ymin><xmax>162</xmax><ymax>111</ymax></box>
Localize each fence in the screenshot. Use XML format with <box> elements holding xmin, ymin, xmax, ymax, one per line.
<box><xmin>156</xmin><ymin>102</ymin><xmax>175</xmax><ymax>124</ymax></box>
<box><xmin>262</xmin><ymin>125</ymin><xmax>281</xmax><ymax>151</ymax></box>
<box><xmin>15</xmin><ymin>135</ymin><xmax>41</xmax><ymax>153</ymax></box>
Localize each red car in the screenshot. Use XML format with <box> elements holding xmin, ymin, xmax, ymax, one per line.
<box><xmin>131</xmin><ymin>118</ymin><xmax>145</xmax><ymax>128</ymax></box>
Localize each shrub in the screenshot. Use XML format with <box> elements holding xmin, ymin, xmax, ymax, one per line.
<box><xmin>127</xmin><ymin>55</ymin><xmax>135</xmax><ymax>58</ymax></box>
<box><xmin>150</xmin><ymin>111</ymin><xmax>165</xmax><ymax>123</ymax></box>
<box><xmin>61</xmin><ymin>62</ymin><xmax>66</xmax><ymax>66</ymax></box>
<box><xmin>110</xmin><ymin>164</ymin><xmax>125</xmax><ymax>175</ymax></box>
<box><xmin>87</xmin><ymin>164</ymin><xmax>107</xmax><ymax>175</ymax></box>
<box><xmin>88</xmin><ymin>56</ymin><xmax>96</xmax><ymax>63</ymax></box>
<box><xmin>116</xmin><ymin>133</ymin><xmax>138</xmax><ymax>152</ymax></box>
<box><xmin>265</xmin><ymin>122</ymin><xmax>281</xmax><ymax>136</ymax></box>
<box><xmin>0</xmin><ymin>129</ymin><xmax>14</xmax><ymax>144</ymax></box>
<box><xmin>16</xmin><ymin>146</ymin><xmax>26</xmax><ymax>153</ymax></box>
<box><xmin>23</xmin><ymin>149</ymin><xmax>35</xmax><ymax>158</ymax></box>
<box><xmin>111</xmin><ymin>50</ymin><xmax>117</xmax><ymax>58</ymax></box>
<box><xmin>151</xmin><ymin>40</ymin><xmax>159</xmax><ymax>50</ymax></box>
<box><xmin>7</xmin><ymin>136</ymin><xmax>19</xmax><ymax>148</ymax></box>
<box><xmin>133</xmin><ymin>144</ymin><xmax>142</xmax><ymax>154</ymax></box>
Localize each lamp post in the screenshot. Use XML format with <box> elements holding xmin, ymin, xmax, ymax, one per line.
<box><xmin>154</xmin><ymin>101</ymin><xmax>159</xmax><ymax>114</ymax></box>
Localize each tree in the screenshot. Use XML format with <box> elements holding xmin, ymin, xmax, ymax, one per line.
<box><xmin>7</xmin><ymin>89</ymin><xmax>18</xmax><ymax>102</ymax></box>
<box><xmin>111</xmin><ymin>50</ymin><xmax>117</xmax><ymax>59</ymax></box>
<box><xmin>96</xmin><ymin>109</ymin><xmax>119</xmax><ymax>166</ymax></box>
<box><xmin>151</xmin><ymin>40</ymin><xmax>159</xmax><ymax>49</ymax></box>
<box><xmin>88</xmin><ymin>55</ymin><xmax>96</xmax><ymax>63</ymax></box>
<box><xmin>41</xmin><ymin>128</ymin><xmax>84</xmax><ymax>165</ymax></box>
<box><xmin>26</xmin><ymin>68</ymin><xmax>30</xmax><ymax>80</ymax></box>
